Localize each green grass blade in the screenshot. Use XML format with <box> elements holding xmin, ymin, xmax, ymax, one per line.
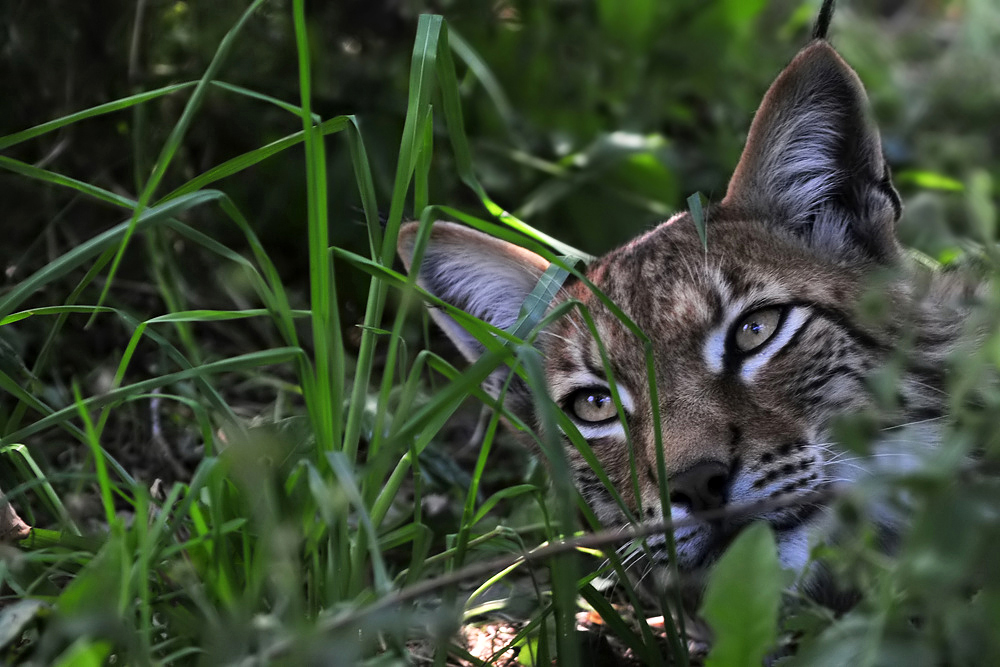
<box><xmin>687</xmin><ymin>191</ymin><xmax>708</xmax><ymax>251</ymax></box>
<box><xmin>341</xmin><ymin>15</ymin><xmax>443</xmax><ymax>470</ymax></box>
<box><xmin>0</xmin><ymin>82</ymin><xmax>196</xmax><ymax>151</ymax></box>
<box><xmin>95</xmin><ymin>0</ymin><xmax>269</xmax><ymax>311</ymax></box>
<box><xmin>1</xmin><ymin>347</ymin><xmax>303</xmax><ymax>445</ymax></box>
<box><xmin>433</xmin><ymin>24</ymin><xmax>591</xmax><ymax>261</ymax></box>
<box><xmin>292</xmin><ymin>0</ymin><xmax>341</xmax><ymax>456</ymax></box>
<box><xmin>447</xmin><ymin>29</ymin><xmax>517</xmax><ymax>140</ymax></box>
<box><xmin>160</xmin><ymin>116</ymin><xmax>349</xmax><ymax>202</ymax></box>
<box><xmin>0</xmin><ymin>156</ymin><xmax>136</xmax><ymax>209</ymax></box>
<box><xmin>72</xmin><ymin>384</ymin><xmax>116</xmax><ymax>529</ymax></box>
<box><xmin>208</xmin><ymin>80</ymin><xmax>322</xmax><ymax>122</ymax></box>
<box><xmin>2</xmin><ymin>443</ymin><xmax>77</xmax><ymax>532</ymax></box>
<box><xmin>0</xmin><ymin>190</ymin><xmax>223</xmax><ymax>321</ymax></box>
<box><xmin>345</xmin><ymin>117</ymin><xmax>382</xmax><ymax>257</ymax></box>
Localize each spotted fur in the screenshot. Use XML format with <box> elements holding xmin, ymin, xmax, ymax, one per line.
<box><xmin>398</xmin><ymin>38</ymin><xmax>981</xmax><ymax>599</ymax></box>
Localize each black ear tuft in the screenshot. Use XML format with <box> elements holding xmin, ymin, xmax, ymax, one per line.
<box><xmin>812</xmin><ymin>0</ymin><xmax>837</xmax><ymax>41</ymax></box>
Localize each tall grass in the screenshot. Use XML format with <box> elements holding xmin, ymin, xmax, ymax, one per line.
<box><xmin>0</xmin><ymin>5</ymin><xmax>676</xmax><ymax>664</ymax></box>
<box><xmin>2</xmin><ymin>3</ymin><xmax>1000</xmax><ymax>666</ymax></box>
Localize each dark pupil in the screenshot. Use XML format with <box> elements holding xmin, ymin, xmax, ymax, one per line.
<box><xmin>590</xmin><ymin>394</ymin><xmax>608</xmax><ymax>407</ymax></box>
<box><xmin>746</xmin><ymin>321</ymin><xmax>762</xmax><ymax>336</ymax></box>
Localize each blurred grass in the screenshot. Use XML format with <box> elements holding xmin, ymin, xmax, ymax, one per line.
<box><xmin>0</xmin><ymin>0</ymin><xmax>998</xmax><ymax>665</ymax></box>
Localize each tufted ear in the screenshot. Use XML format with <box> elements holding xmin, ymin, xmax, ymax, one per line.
<box><xmin>397</xmin><ymin>221</ymin><xmax>551</xmax><ymax>364</ymax></box>
<box><xmin>723</xmin><ymin>41</ymin><xmax>902</xmax><ymax>263</ymax></box>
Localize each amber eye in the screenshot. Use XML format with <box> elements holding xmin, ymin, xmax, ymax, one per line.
<box><xmin>568</xmin><ymin>389</ymin><xmax>618</xmax><ymax>423</ymax></box>
<box><xmin>732</xmin><ymin>307</ymin><xmax>784</xmax><ymax>353</ymax></box>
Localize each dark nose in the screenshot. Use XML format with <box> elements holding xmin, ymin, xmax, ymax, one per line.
<box><xmin>668</xmin><ymin>461</ymin><xmax>729</xmax><ymax>512</ymax></box>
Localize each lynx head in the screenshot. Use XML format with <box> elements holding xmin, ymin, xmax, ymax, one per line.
<box><xmin>398</xmin><ymin>40</ymin><xmax>947</xmax><ymax>595</ymax></box>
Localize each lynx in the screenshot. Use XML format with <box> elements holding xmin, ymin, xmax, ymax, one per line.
<box><xmin>397</xmin><ymin>8</ymin><xmax>978</xmax><ymax>600</ymax></box>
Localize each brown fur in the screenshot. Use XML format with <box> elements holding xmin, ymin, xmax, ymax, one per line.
<box><xmin>398</xmin><ymin>38</ymin><xmax>981</xmax><ymax>594</ymax></box>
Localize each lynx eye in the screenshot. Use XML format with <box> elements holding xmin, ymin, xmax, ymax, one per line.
<box><xmin>567</xmin><ymin>388</ymin><xmax>618</xmax><ymax>424</ymax></box>
<box><xmin>732</xmin><ymin>306</ymin><xmax>785</xmax><ymax>353</ymax></box>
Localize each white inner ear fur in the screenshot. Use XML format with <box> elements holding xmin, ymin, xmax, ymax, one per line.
<box><xmin>421</xmin><ymin>248</ymin><xmax>542</xmax><ymax>331</ymax></box>
<box><xmin>722</xmin><ymin>43</ymin><xmax>894</xmax><ymax>262</ymax></box>
<box><xmin>753</xmin><ymin>102</ymin><xmax>846</xmax><ymax>226</ymax></box>
<box><xmin>398</xmin><ymin>222</ymin><xmax>550</xmax><ymax>362</ymax></box>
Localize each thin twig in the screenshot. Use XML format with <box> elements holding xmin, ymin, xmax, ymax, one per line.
<box><xmin>254</xmin><ymin>487</ymin><xmax>839</xmax><ymax>661</ymax></box>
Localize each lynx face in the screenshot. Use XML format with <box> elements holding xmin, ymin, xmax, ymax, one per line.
<box><xmin>399</xmin><ymin>41</ymin><xmax>972</xmax><ymax>593</ymax></box>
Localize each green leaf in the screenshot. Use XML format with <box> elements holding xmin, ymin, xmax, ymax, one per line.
<box><xmin>52</xmin><ymin>638</ymin><xmax>113</xmax><ymax>667</ymax></box>
<box><xmin>701</xmin><ymin>522</ymin><xmax>782</xmax><ymax>667</ymax></box>
<box><xmin>895</xmin><ymin>169</ymin><xmax>965</xmax><ymax>192</ymax></box>
<box><xmin>688</xmin><ymin>191</ymin><xmax>708</xmax><ymax>251</ymax></box>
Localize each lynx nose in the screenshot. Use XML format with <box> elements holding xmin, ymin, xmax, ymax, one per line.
<box><xmin>668</xmin><ymin>461</ymin><xmax>729</xmax><ymax>512</ymax></box>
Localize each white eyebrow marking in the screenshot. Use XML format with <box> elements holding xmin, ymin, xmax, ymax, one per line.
<box><xmin>702</xmin><ymin>280</ymin><xmax>738</xmax><ymax>374</ymax></box>
<box><xmin>703</xmin><ymin>301</ymin><xmax>745</xmax><ymax>373</ymax></box>
<box><xmin>704</xmin><ymin>325</ymin><xmax>728</xmax><ymax>373</ymax></box>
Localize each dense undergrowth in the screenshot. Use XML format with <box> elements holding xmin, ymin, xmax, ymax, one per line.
<box><xmin>2</xmin><ymin>1</ymin><xmax>1000</xmax><ymax>665</ymax></box>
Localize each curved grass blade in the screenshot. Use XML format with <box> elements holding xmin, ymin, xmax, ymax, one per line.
<box><xmin>0</xmin><ymin>347</ymin><xmax>303</xmax><ymax>445</ymax></box>
<box><xmin>433</xmin><ymin>24</ymin><xmax>591</xmax><ymax>261</ymax></box>
<box><xmin>160</xmin><ymin>116</ymin><xmax>349</xmax><ymax>202</ymax></box>
<box><xmin>0</xmin><ymin>190</ymin><xmax>223</xmax><ymax>321</ymax></box>
<box><xmin>447</xmin><ymin>29</ymin><xmax>517</xmax><ymax>141</ymax></box>
<box><xmin>96</xmin><ymin>0</ymin><xmax>269</xmax><ymax>312</ymax></box>
<box><xmin>0</xmin><ymin>82</ymin><xmax>196</xmax><ymax>152</ymax></box>
<box><xmin>208</xmin><ymin>80</ymin><xmax>322</xmax><ymax>123</ymax></box>
<box><xmin>0</xmin><ymin>157</ymin><xmax>136</xmax><ymax>209</ymax></box>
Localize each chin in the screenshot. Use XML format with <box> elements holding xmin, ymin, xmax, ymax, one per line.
<box><xmin>636</xmin><ymin>513</ymin><xmax>836</xmax><ymax>609</ymax></box>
